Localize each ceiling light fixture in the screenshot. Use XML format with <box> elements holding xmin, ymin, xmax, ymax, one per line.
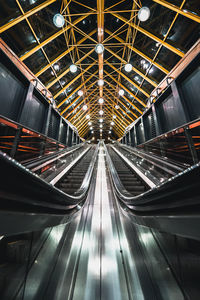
<box><xmin>99</xmin><ymin>119</ymin><xmax>103</xmax><ymax>123</ymax></box>
<box><xmin>91</xmin><ymin>130</ymin><xmax>94</xmax><ymax>133</ymax></box>
<box><xmin>82</xmin><ymin>105</ymin><xmax>88</xmax><ymax>111</ymax></box>
<box><xmin>115</xmin><ymin>105</ymin><xmax>119</xmax><ymax>109</ymax></box>
<box><xmin>111</xmin><ymin>121</ymin><xmax>114</xmax><ymax>126</ymax></box>
<box><xmin>119</xmin><ymin>89</ymin><xmax>124</xmax><ymax>96</ymax></box>
<box><xmin>98</xmin><ymin>98</ymin><xmax>104</xmax><ymax>104</ymax></box>
<box><xmin>70</xmin><ymin>64</ymin><xmax>78</xmax><ymax>73</ymax></box>
<box><xmin>138</xmin><ymin>7</ymin><xmax>150</xmax><ymax>22</ymax></box>
<box><xmin>98</xmin><ymin>79</ymin><xmax>104</xmax><ymax>86</ymax></box>
<box><xmin>99</xmin><ymin>110</ymin><xmax>104</xmax><ymax>115</ymax></box>
<box><xmin>78</xmin><ymin>90</ymin><xmax>83</xmax><ymax>96</ymax></box>
<box><xmin>86</xmin><ymin>114</ymin><xmax>90</xmax><ymax>119</ymax></box>
<box><xmin>113</xmin><ymin>115</ymin><xmax>116</xmax><ymax>119</ymax></box>
<box><xmin>53</xmin><ymin>63</ymin><xmax>59</xmax><ymax>71</ymax></box>
<box><xmin>109</xmin><ymin>131</ymin><xmax>111</xmax><ymax>134</ymax></box>
<box><xmin>100</xmin><ymin>124</ymin><xmax>103</xmax><ymax>128</ymax></box>
<box><xmin>53</xmin><ymin>14</ymin><xmax>65</xmax><ymax>28</ymax></box>
<box><xmin>100</xmin><ymin>129</ymin><xmax>103</xmax><ymax>132</ymax></box>
<box><xmin>124</xmin><ymin>63</ymin><xmax>132</xmax><ymax>72</ymax></box>
<box><xmin>90</xmin><ymin>127</ymin><xmax>93</xmax><ymax>130</ymax></box>
<box><xmin>95</xmin><ymin>43</ymin><xmax>104</xmax><ymax>54</ymax></box>
<box><xmin>88</xmin><ymin>121</ymin><xmax>92</xmax><ymax>126</ymax></box>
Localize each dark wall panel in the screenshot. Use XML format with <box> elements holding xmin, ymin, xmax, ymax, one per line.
<box><xmin>178</xmin><ymin>67</ymin><xmax>200</xmax><ymax>120</ymax></box>
<box><xmin>48</xmin><ymin>111</ymin><xmax>60</xmax><ymax>140</ymax></box>
<box><xmin>0</xmin><ymin>62</ymin><xmax>26</xmax><ymax>121</ymax></box>
<box><xmin>20</xmin><ymin>94</ymin><xmax>47</xmax><ymax>133</ymax></box>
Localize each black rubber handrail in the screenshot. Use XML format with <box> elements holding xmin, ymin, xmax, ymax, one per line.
<box><xmin>105</xmin><ymin>143</ymin><xmax>200</xmax><ymax>213</ymax></box>
<box><xmin>0</xmin><ymin>144</ymin><xmax>99</xmax><ymax>213</ymax></box>
<box><xmin>23</xmin><ymin>143</ymin><xmax>84</xmax><ymax>172</ymax></box>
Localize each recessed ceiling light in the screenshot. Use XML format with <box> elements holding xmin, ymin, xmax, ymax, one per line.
<box><xmin>109</xmin><ymin>131</ymin><xmax>111</xmax><ymax>134</ymax></box>
<box><xmin>90</xmin><ymin>127</ymin><xmax>93</xmax><ymax>130</ymax></box>
<box><xmin>124</xmin><ymin>63</ymin><xmax>132</xmax><ymax>72</ymax></box>
<box><xmin>98</xmin><ymin>79</ymin><xmax>104</xmax><ymax>86</ymax></box>
<box><xmin>95</xmin><ymin>43</ymin><xmax>104</xmax><ymax>54</ymax></box>
<box><xmin>138</xmin><ymin>7</ymin><xmax>150</xmax><ymax>22</ymax></box>
<box><xmin>115</xmin><ymin>105</ymin><xmax>119</xmax><ymax>109</ymax></box>
<box><xmin>70</xmin><ymin>64</ymin><xmax>78</xmax><ymax>73</ymax></box>
<box><xmin>100</xmin><ymin>129</ymin><xmax>103</xmax><ymax>132</ymax></box>
<box><xmin>83</xmin><ymin>105</ymin><xmax>88</xmax><ymax>111</ymax></box>
<box><xmin>53</xmin><ymin>63</ymin><xmax>59</xmax><ymax>71</ymax></box>
<box><xmin>86</xmin><ymin>114</ymin><xmax>90</xmax><ymax>119</ymax></box>
<box><xmin>88</xmin><ymin>121</ymin><xmax>92</xmax><ymax>126</ymax></box>
<box><xmin>111</xmin><ymin>121</ymin><xmax>114</xmax><ymax>126</ymax></box>
<box><xmin>53</xmin><ymin>14</ymin><xmax>65</xmax><ymax>28</ymax></box>
<box><xmin>78</xmin><ymin>90</ymin><xmax>83</xmax><ymax>96</ymax></box>
<box><xmin>99</xmin><ymin>119</ymin><xmax>103</xmax><ymax>123</ymax></box>
<box><xmin>100</xmin><ymin>124</ymin><xmax>103</xmax><ymax>128</ymax></box>
<box><xmin>98</xmin><ymin>98</ymin><xmax>104</xmax><ymax>104</ymax></box>
<box><xmin>119</xmin><ymin>89</ymin><xmax>124</xmax><ymax>96</ymax></box>
<box><xmin>113</xmin><ymin>115</ymin><xmax>116</xmax><ymax>119</ymax></box>
<box><xmin>99</xmin><ymin>110</ymin><xmax>104</xmax><ymax>115</ymax></box>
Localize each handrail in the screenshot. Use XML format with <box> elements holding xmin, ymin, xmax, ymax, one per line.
<box><xmin>117</xmin><ymin>143</ymin><xmax>185</xmax><ymax>175</ymax></box>
<box><xmin>23</xmin><ymin>143</ymin><xmax>84</xmax><ymax>172</ymax></box>
<box><xmin>105</xmin><ymin>143</ymin><xmax>200</xmax><ymax>213</ymax></box>
<box><xmin>0</xmin><ymin>144</ymin><xmax>99</xmax><ymax>213</ymax></box>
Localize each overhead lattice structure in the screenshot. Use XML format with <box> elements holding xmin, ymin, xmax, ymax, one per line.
<box><xmin>0</xmin><ymin>0</ymin><xmax>199</xmax><ymax>141</ymax></box>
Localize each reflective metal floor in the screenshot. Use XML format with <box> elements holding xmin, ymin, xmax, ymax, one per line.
<box><xmin>18</xmin><ymin>145</ymin><xmax>186</xmax><ymax>300</ymax></box>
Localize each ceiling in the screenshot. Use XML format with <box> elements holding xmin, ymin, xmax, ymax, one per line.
<box><xmin>0</xmin><ymin>0</ymin><xmax>199</xmax><ymax>141</ymax></box>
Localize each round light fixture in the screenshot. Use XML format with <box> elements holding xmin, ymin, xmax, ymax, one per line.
<box><xmin>78</xmin><ymin>90</ymin><xmax>83</xmax><ymax>96</ymax></box>
<box><xmin>88</xmin><ymin>121</ymin><xmax>92</xmax><ymax>126</ymax></box>
<box><xmin>138</xmin><ymin>7</ymin><xmax>150</xmax><ymax>22</ymax></box>
<box><xmin>90</xmin><ymin>127</ymin><xmax>93</xmax><ymax>130</ymax></box>
<box><xmin>53</xmin><ymin>63</ymin><xmax>59</xmax><ymax>71</ymax></box>
<box><xmin>100</xmin><ymin>124</ymin><xmax>103</xmax><ymax>128</ymax></box>
<box><xmin>100</xmin><ymin>129</ymin><xmax>103</xmax><ymax>132</ymax></box>
<box><xmin>109</xmin><ymin>131</ymin><xmax>111</xmax><ymax>134</ymax></box>
<box><xmin>99</xmin><ymin>110</ymin><xmax>104</xmax><ymax>115</ymax></box>
<box><xmin>70</xmin><ymin>64</ymin><xmax>78</xmax><ymax>73</ymax></box>
<box><xmin>82</xmin><ymin>105</ymin><xmax>88</xmax><ymax>111</ymax></box>
<box><xmin>98</xmin><ymin>79</ymin><xmax>104</xmax><ymax>86</ymax></box>
<box><xmin>124</xmin><ymin>63</ymin><xmax>132</xmax><ymax>72</ymax></box>
<box><xmin>91</xmin><ymin>130</ymin><xmax>94</xmax><ymax>134</ymax></box>
<box><xmin>95</xmin><ymin>43</ymin><xmax>104</xmax><ymax>54</ymax></box>
<box><xmin>98</xmin><ymin>98</ymin><xmax>104</xmax><ymax>104</ymax></box>
<box><xmin>115</xmin><ymin>105</ymin><xmax>119</xmax><ymax>109</ymax></box>
<box><xmin>113</xmin><ymin>115</ymin><xmax>116</xmax><ymax>119</ymax></box>
<box><xmin>119</xmin><ymin>89</ymin><xmax>124</xmax><ymax>96</ymax></box>
<box><xmin>111</xmin><ymin>121</ymin><xmax>114</xmax><ymax>126</ymax></box>
<box><xmin>53</xmin><ymin>14</ymin><xmax>65</xmax><ymax>28</ymax></box>
<box><xmin>99</xmin><ymin>119</ymin><xmax>103</xmax><ymax>123</ymax></box>
<box><xmin>86</xmin><ymin>115</ymin><xmax>90</xmax><ymax>119</ymax></box>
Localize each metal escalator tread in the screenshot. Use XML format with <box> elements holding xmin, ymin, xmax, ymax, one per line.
<box><xmin>55</xmin><ymin>147</ymin><xmax>95</xmax><ymax>195</ymax></box>
<box><xmin>108</xmin><ymin>146</ymin><xmax>148</xmax><ymax>197</ymax></box>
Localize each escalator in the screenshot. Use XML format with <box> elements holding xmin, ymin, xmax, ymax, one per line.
<box><xmin>107</xmin><ymin>146</ymin><xmax>148</xmax><ymax>196</ymax></box>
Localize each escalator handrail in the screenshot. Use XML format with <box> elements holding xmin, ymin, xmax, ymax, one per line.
<box><xmin>105</xmin><ymin>143</ymin><xmax>200</xmax><ymax>212</ymax></box>
<box><xmin>117</xmin><ymin>143</ymin><xmax>185</xmax><ymax>175</ymax></box>
<box><xmin>23</xmin><ymin>143</ymin><xmax>84</xmax><ymax>172</ymax></box>
<box><xmin>0</xmin><ymin>144</ymin><xmax>99</xmax><ymax>212</ymax></box>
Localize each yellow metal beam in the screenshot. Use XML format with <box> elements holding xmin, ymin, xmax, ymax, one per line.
<box><xmin>35</xmin><ymin>30</ymin><xmax>96</xmax><ymax>77</ymax></box>
<box><xmin>153</xmin><ymin>0</ymin><xmax>200</xmax><ymax>23</ymax></box>
<box><xmin>58</xmin><ymin>70</ymin><xmax>98</xmax><ymax>109</ymax></box>
<box><xmin>105</xmin><ymin>29</ymin><xmax>169</xmax><ymax>74</ymax></box>
<box><xmin>104</xmin><ymin>67</ymin><xmax>146</xmax><ymax>110</ymax></box>
<box><xmin>0</xmin><ymin>0</ymin><xmax>56</xmax><ymax>33</ymax></box>
<box><xmin>106</xmin><ymin>47</ymin><xmax>158</xmax><ymax>88</ymax></box>
<box><xmin>54</xmin><ymin>62</ymin><xmax>95</xmax><ymax>99</ymax></box>
<box><xmin>20</xmin><ymin>13</ymin><xmax>92</xmax><ymax>61</ymax></box>
<box><xmin>111</xmin><ymin>13</ymin><xmax>184</xmax><ymax>57</ymax></box>
<box><xmin>106</xmin><ymin>61</ymin><xmax>150</xmax><ymax>98</ymax></box>
<box><xmin>104</xmin><ymin>86</ymin><xmax>137</xmax><ymax>120</ymax></box>
<box><xmin>64</xmin><ymin>87</ymin><xmax>98</xmax><ymax>118</ymax></box>
<box><xmin>46</xmin><ymin>49</ymin><xmax>94</xmax><ymax>89</ymax></box>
